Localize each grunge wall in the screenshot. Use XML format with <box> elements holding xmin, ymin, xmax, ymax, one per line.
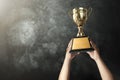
<box><xmin>0</xmin><ymin>0</ymin><xmax>120</xmax><ymax>80</ymax></box>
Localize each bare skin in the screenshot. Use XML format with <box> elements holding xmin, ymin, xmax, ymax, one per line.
<box><xmin>58</xmin><ymin>40</ymin><xmax>114</xmax><ymax>80</ymax></box>
<box><xmin>87</xmin><ymin>41</ymin><xmax>114</xmax><ymax>80</ymax></box>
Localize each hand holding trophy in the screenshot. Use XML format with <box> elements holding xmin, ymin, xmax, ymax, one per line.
<box><xmin>70</xmin><ymin>7</ymin><xmax>93</xmax><ymax>52</ymax></box>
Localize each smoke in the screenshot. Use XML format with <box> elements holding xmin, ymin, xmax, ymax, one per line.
<box><xmin>0</xmin><ymin>0</ymin><xmax>70</xmax><ymax>73</ymax></box>
<box><xmin>7</xmin><ymin>20</ymin><xmax>37</xmax><ymax>46</ymax></box>
<box><xmin>0</xmin><ymin>0</ymin><xmax>119</xmax><ymax>80</ymax></box>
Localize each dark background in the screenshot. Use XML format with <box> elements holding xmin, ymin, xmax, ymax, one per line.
<box><xmin>0</xmin><ymin>0</ymin><xmax>120</xmax><ymax>80</ymax></box>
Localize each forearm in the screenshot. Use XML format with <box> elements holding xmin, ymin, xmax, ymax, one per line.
<box><xmin>95</xmin><ymin>58</ymin><xmax>114</xmax><ymax>80</ymax></box>
<box><xmin>58</xmin><ymin>57</ymin><xmax>71</xmax><ymax>80</ymax></box>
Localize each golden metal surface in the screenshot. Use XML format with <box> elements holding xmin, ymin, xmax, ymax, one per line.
<box><xmin>72</xmin><ymin>7</ymin><xmax>91</xmax><ymax>37</ymax></box>
<box><xmin>72</xmin><ymin>37</ymin><xmax>90</xmax><ymax>50</ymax></box>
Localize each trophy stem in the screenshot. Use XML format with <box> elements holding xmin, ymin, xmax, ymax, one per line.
<box><xmin>77</xmin><ymin>26</ymin><xmax>85</xmax><ymax>37</ymax></box>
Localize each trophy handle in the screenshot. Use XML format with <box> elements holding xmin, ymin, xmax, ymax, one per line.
<box><xmin>87</xmin><ymin>7</ymin><xmax>92</xmax><ymax>18</ymax></box>
<box><xmin>68</xmin><ymin>8</ymin><xmax>78</xmax><ymax>19</ymax></box>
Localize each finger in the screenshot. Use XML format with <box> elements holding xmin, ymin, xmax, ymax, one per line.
<box><xmin>90</xmin><ymin>40</ymin><xmax>97</xmax><ymax>49</ymax></box>
<box><xmin>67</xmin><ymin>39</ymin><xmax>72</xmax><ymax>48</ymax></box>
<box><xmin>87</xmin><ymin>51</ymin><xmax>90</xmax><ymax>54</ymax></box>
<box><xmin>86</xmin><ymin>51</ymin><xmax>92</xmax><ymax>56</ymax></box>
<box><xmin>77</xmin><ymin>52</ymin><xmax>80</xmax><ymax>55</ymax></box>
<box><xmin>67</xmin><ymin>39</ymin><xmax>73</xmax><ymax>51</ymax></box>
<box><xmin>73</xmin><ymin>52</ymin><xmax>80</xmax><ymax>56</ymax></box>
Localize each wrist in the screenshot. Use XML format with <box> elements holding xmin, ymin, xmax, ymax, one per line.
<box><xmin>93</xmin><ymin>51</ymin><xmax>101</xmax><ymax>61</ymax></box>
<box><xmin>94</xmin><ymin>57</ymin><xmax>102</xmax><ymax>63</ymax></box>
<box><xmin>65</xmin><ymin>54</ymin><xmax>72</xmax><ymax>62</ymax></box>
<box><xmin>65</xmin><ymin>56</ymin><xmax>72</xmax><ymax>61</ymax></box>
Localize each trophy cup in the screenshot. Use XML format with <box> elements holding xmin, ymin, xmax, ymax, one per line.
<box><xmin>70</xmin><ymin>7</ymin><xmax>93</xmax><ymax>52</ymax></box>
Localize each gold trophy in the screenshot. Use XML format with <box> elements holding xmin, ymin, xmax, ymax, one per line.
<box><xmin>70</xmin><ymin>7</ymin><xmax>93</xmax><ymax>52</ymax></box>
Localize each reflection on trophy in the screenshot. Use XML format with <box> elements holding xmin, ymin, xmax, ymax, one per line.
<box><xmin>70</xmin><ymin>7</ymin><xmax>93</xmax><ymax>52</ymax></box>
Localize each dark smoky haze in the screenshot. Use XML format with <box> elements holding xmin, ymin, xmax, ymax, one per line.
<box><xmin>0</xmin><ymin>0</ymin><xmax>120</xmax><ymax>80</ymax></box>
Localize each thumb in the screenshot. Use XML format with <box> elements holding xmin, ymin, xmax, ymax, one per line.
<box><xmin>87</xmin><ymin>51</ymin><xmax>90</xmax><ymax>55</ymax></box>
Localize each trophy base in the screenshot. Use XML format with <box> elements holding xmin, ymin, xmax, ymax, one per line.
<box><xmin>70</xmin><ymin>36</ymin><xmax>94</xmax><ymax>53</ymax></box>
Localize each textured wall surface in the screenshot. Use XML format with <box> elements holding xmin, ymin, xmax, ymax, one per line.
<box><xmin>0</xmin><ymin>0</ymin><xmax>120</xmax><ymax>80</ymax></box>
